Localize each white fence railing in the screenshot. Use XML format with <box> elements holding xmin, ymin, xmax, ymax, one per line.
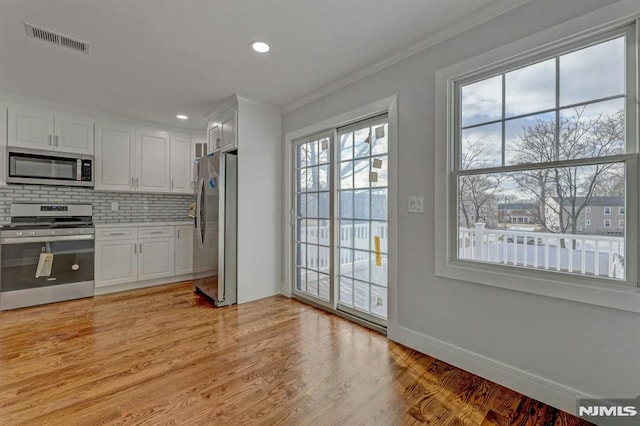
<box><xmin>299</xmin><ymin>222</ymin><xmax>388</xmax><ymax>272</ymax></box>
<box><xmin>459</xmin><ymin>223</ymin><xmax>625</xmax><ymax>279</ymax></box>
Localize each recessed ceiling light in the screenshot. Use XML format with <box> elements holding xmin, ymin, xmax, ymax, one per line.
<box><xmin>176</xmin><ymin>114</ymin><xmax>188</xmax><ymax>120</ymax></box>
<box><xmin>251</xmin><ymin>41</ymin><xmax>270</xmax><ymax>53</ymax></box>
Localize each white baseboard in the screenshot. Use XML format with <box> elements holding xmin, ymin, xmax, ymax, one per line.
<box><xmin>94</xmin><ymin>274</ymin><xmax>194</xmax><ymax>296</ymax></box>
<box><xmin>392</xmin><ymin>325</ymin><xmax>594</xmax><ymax>416</ymax></box>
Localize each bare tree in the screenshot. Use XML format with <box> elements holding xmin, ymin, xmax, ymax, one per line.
<box><xmin>459</xmin><ymin>136</ymin><xmax>504</xmax><ymax>228</ymax></box>
<box><xmin>511</xmin><ymin>107</ymin><xmax>624</xmax><ymax>246</ymax></box>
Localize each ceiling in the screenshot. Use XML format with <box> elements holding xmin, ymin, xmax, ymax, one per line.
<box><xmin>0</xmin><ymin>0</ymin><xmax>517</xmax><ymax>129</ymax></box>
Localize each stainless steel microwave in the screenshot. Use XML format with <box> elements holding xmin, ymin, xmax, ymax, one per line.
<box><xmin>7</xmin><ymin>147</ymin><xmax>93</xmax><ymax>187</ymax></box>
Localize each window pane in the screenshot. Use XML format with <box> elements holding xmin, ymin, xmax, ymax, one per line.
<box><xmin>318</xmin><ymin>164</ymin><xmax>330</xmax><ymax>190</ymax></box>
<box><xmin>354</xmin><ymin>190</ymin><xmax>370</xmax><ymax>220</ymax></box>
<box><xmin>371</xmin><ymin>255</ymin><xmax>387</xmax><ymax>287</ymax></box>
<box><xmin>306</xmin><ymin>193</ymin><xmax>318</xmax><ymax>218</ymax></box>
<box><xmin>296</xmin><ymin>243</ymin><xmax>306</xmax><ymax>267</ymax></box>
<box><xmin>353</xmin><ymin>127</ymin><xmax>371</xmax><ymax>159</ymax></box>
<box><xmin>296</xmin><ymin>218</ymin><xmax>305</xmax><ymax>242</ymax></box>
<box><xmin>558</xmin><ymin>98</ymin><xmax>625</xmax><ymax>160</ymax></box>
<box><xmin>505</xmin><ymin>112</ymin><xmax>556</xmax><ymax>165</ymax></box>
<box><xmin>461</xmin><ymin>75</ymin><xmax>502</xmax><ymax>127</ymax></box>
<box><xmin>307</xmin><ymin>166</ymin><xmax>319</xmax><ymax>191</ymax></box>
<box><xmin>370</xmin><ymin>285</ymin><xmax>387</xmax><ymax>318</ymax></box>
<box><xmin>371</xmin><ymin>221</ymin><xmax>388</xmax><ymax>253</ymax></box>
<box><xmin>506</xmin><ymin>59</ymin><xmax>556</xmax><ymax>117</ymax></box>
<box><xmin>560</xmin><ymin>37</ymin><xmax>625</xmax><ymax>106</ymax></box>
<box><xmin>296</xmin><ymin>267</ymin><xmax>307</xmax><ymax>291</ymax></box>
<box><xmin>371</xmin><ymin>124</ymin><xmax>388</xmax><ymax>155</ymax></box>
<box><xmin>371</xmin><ymin>189</ymin><xmax>387</xmax><ymax>221</ymax></box>
<box><xmin>296</xmin><ymin>144</ymin><xmax>308</xmax><ymax>168</ymax></box>
<box><xmin>354</xmin><ymin>220</ymin><xmax>369</xmax><ymax>251</ymax></box>
<box><xmin>307</xmin><ymin>245</ymin><xmax>318</xmax><ymax>270</ymax></box>
<box><xmin>340</xmin><ymin>220</ymin><xmax>353</xmax><ymax>248</ymax></box>
<box><xmin>461</xmin><ymin>123</ymin><xmax>502</xmax><ymax>169</ymax></box>
<box><xmin>340</xmin><ymin>161</ymin><xmax>353</xmax><ymax>189</ymax></box>
<box><xmin>318</xmin><ymin>138</ymin><xmax>330</xmax><ymax>164</ymax></box>
<box><xmin>457</xmin><ymin>162</ymin><xmax>625</xmax><ymax>279</ymax></box>
<box><xmin>353</xmin><ymin>251</ymin><xmax>370</xmax><ymax>282</ymax></box>
<box><xmin>318</xmin><ymin>192</ymin><xmax>330</xmax><ymax>219</ymax></box>
<box><xmin>318</xmin><ymin>219</ymin><xmax>330</xmax><ymax>246</ymax></box>
<box><xmin>340</xmin><ymin>132</ymin><xmax>353</xmax><ymax>161</ymax></box>
<box><xmin>353</xmin><ymin>281</ymin><xmax>370</xmax><ymax>312</ymax></box>
<box><xmin>296</xmin><ymin>194</ymin><xmax>306</xmax><ymax>217</ymax></box>
<box><xmin>371</xmin><ymin>155</ymin><xmax>388</xmax><ymax>188</ymax></box>
<box><xmin>354</xmin><ymin>159</ymin><xmax>370</xmax><ymax>189</ymax></box>
<box><xmin>340</xmin><ymin>248</ymin><xmax>354</xmax><ymax>277</ymax></box>
<box><xmin>319</xmin><ymin>273</ymin><xmax>330</xmax><ymax>301</ymax></box>
<box><xmin>340</xmin><ymin>277</ymin><xmax>353</xmax><ymax>305</ymax></box>
<box><xmin>318</xmin><ymin>247</ymin><xmax>330</xmax><ymax>273</ymax></box>
<box><xmin>340</xmin><ymin>190</ymin><xmax>353</xmax><ymax>218</ymax></box>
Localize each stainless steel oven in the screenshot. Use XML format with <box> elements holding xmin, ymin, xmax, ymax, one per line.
<box><xmin>0</xmin><ymin>204</ymin><xmax>94</xmax><ymax>310</ymax></box>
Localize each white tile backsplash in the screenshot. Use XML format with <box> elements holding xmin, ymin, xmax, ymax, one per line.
<box><xmin>0</xmin><ymin>185</ymin><xmax>192</xmax><ymax>223</ymax></box>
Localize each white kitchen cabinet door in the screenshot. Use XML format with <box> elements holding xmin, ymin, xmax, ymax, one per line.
<box><xmin>8</xmin><ymin>106</ymin><xmax>55</xmax><ymax>150</ymax></box>
<box><xmin>54</xmin><ymin>113</ymin><xmax>94</xmax><ymax>155</ymax></box>
<box><xmin>95</xmin><ymin>123</ymin><xmax>135</xmax><ymax>191</ymax></box>
<box><xmin>220</xmin><ymin>108</ymin><xmax>237</xmax><ymax>152</ymax></box>
<box><xmin>207</xmin><ymin>123</ymin><xmax>220</xmax><ymax>153</ymax></box>
<box><xmin>137</xmin><ymin>130</ymin><xmax>170</xmax><ymax>192</ymax></box>
<box><xmin>170</xmin><ymin>136</ymin><xmax>191</xmax><ymax>193</ymax></box>
<box><xmin>138</xmin><ymin>237</ymin><xmax>175</xmax><ymax>280</ymax></box>
<box><xmin>175</xmin><ymin>225</ymin><xmax>194</xmax><ymax>275</ymax></box>
<box><xmin>95</xmin><ymin>240</ymin><xmax>138</xmax><ymax>287</ymax></box>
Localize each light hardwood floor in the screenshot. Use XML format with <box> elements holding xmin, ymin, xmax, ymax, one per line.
<box><xmin>0</xmin><ymin>282</ymin><xmax>590</xmax><ymax>425</ymax></box>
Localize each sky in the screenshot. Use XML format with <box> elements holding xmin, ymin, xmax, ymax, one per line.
<box><xmin>460</xmin><ymin>36</ymin><xmax>626</xmax><ymax>170</ymax></box>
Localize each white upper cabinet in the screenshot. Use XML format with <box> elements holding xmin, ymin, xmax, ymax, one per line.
<box><xmin>137</xmin><ymin>129</ymin><xmax>170</xmax><ymax>192</ymax></box>
<box><xmin>54</xmin><ymin>114</ymin><xmax>94</xmax><ymax>155</ymax></box>
<box><xmin>220</xmin><ymin>107</ymin><xmax>237</xmax><ymax>152</ymax></box>
<box><xmin>8</xmin><ymin>105</ymin><xmax>94</xmax><ymax>155</ymax></box>
<box><xmin>207</xmin><ymin>106</ymin><xmax>237</xmax><ymax>153</ymax></box>
<box><xmin>170</xmin><ymin>135</ymin><xmax>192</xmax><ymax>194</ymax></box>
<box><xmin>95</xmin><ymin>122</ymin><xmax>135</xmax><ymax>191</ymax></box>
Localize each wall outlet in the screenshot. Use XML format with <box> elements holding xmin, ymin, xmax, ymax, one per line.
<box><xmin>110</xmin><ymin>201</ymin><xmax>118</xmax><ymax>211</ymax></box>
<box><xmin>408</xmin><ymin>196</ymin><xmax>424</xmax><ymax>213</ymax></box>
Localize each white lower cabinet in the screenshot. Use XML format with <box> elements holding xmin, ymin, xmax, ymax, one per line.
<box><xmin>95</xmin><ymin>224</ymin><xmax>190</xmax><ymax>290</ymax></box>
<box><xmin>175</xmin><ymin>225</ymin><xmax>193</xmax><ymax>275</ymax></box>
<box><xmin>95</xmin><ymin>239</ymin><xmax>138</xmax><ymax>287</ymax></box>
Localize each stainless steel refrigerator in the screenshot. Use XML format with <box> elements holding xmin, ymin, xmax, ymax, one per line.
<box><xmin>193</xmin><ymin>150</ymin><xmax>237</xmax><ymax>307</ymax></box>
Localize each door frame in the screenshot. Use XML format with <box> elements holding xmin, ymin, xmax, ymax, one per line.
<box><xmin>283</xmin><ymin>95</ymin><xmax>398</xmax><ymax>333</ymax></box>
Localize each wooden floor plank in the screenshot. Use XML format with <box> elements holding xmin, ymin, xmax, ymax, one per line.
<box><xmin>0</xmin><ymin>282</ymin><xmax>593</xmax><ymax>425</ymax></box>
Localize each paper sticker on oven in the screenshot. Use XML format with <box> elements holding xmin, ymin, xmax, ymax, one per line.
<box><xmin>35</xmin><ymin>253</ymin><xmax>54</xmax><ymax>278</ymax></box>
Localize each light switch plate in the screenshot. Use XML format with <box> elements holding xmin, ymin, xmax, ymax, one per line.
<box><xmin>111</xmin><ymin>201</ymin><xmax>118</xmax><ymax>211</ymax></box>
<box><xmin>408</xmin><ymin>196</ymin><xmax>424</xmax><ymax>213</ymax></box>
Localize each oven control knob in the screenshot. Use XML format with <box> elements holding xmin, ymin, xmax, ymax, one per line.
<box><xmin>16</xmin><ymin>231</ymin><xmax>22</xmax><ymax>237</ymax></box>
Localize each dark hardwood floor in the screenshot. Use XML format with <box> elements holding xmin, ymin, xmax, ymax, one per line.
<box><xmin>0</xmin><ymin>282</ymin><xmax>591</xmax><ymax>425</ymax></box>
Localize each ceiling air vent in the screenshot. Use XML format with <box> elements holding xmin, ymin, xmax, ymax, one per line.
<box><xmin>24</xmin><ymin>23</ymin><xmax>90</xmax><ymax>54</ymax></box>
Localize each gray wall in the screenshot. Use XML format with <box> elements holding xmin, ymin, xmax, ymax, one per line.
<box><xmin>0</xmin><ymin>184</ymin><xmax>192</xmax><ymax>223</ymax></box>
<box><xmin>283</xmin><ymin>0</ymin><xmax>639</xmax><ymax>412</ymax></box>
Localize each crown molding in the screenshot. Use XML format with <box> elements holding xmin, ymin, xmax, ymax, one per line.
<box><xmin>282</xmin><ymin>0</ymin><xmax>532</xmax><ymax>114</ymax></box>
<box><xmin>0</xmin><ymin>90</ymin><xmax>205</xmax><ymax>136</ymax></box>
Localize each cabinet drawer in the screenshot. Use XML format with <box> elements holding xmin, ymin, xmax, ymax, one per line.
<box><xmin>96</xmin><ymin>227</ymin><xmax>137</xmax><ymax>241</ymax></box>
<box><xmin>138</xmin><ymin>226</ymin><xmax>173</xmax><ymax>239</ymax></box>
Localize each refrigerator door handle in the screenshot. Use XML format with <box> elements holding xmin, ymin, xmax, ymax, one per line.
<box><xmin>196</xmin><ymin>178</ymin><xmax>205</xmax><ymax>249</ymax></box>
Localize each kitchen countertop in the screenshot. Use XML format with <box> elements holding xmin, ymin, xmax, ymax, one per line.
<box><xmin>94</xmin><ymin>221</ymin><xmax>193</xmax><ymax>228</ymax></box>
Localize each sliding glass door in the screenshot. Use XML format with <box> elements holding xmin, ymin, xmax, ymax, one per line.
<box><xmin>293</xmin><ymin>115</ymin><xmax>388</xmax><ymax>326</ymax></box>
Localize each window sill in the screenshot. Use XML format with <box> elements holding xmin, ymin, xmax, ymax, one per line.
<box><xmin>436</xmin><ymin>260</ymin><xmax>640</xmax><ymax>313</ymax></box>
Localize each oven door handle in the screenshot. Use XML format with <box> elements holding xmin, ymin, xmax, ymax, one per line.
<box><xmin>1</xmin><ymin>235</ymin><xmax>95</xmax><ymax>244</ymax></box>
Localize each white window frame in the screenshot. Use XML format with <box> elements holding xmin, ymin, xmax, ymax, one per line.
<box><xmin>620</xmin><ymin>219</ymin><xmax>625</xmax><ymax>228</ymax></box>
<box><xmin>586</xmin><ymin>219</ymin><xmax>592</xmax><ymax>226</ymax></box>
<box><xmin>586</xmin><ymin>207</ymin><xmax>591</xmax><ymax>213</ymax></box>
<box><xmin>604</xmin><ymin>207</ymin><xmax>612</xmax><ymax>215</ymax></box>
<box><xmin>620</xmin><ymin>207</ymin><xmax>625</xmax><ymax>214</ymax></box>
<box><xmin>435</xmin><ymin>6</ymin><xmax>640</xmax><ymax>313</ymax></box>
<box><xmin>604</xmin><ymin>219</ymin><xmax>612</xmax><ymax>228</ymax></box>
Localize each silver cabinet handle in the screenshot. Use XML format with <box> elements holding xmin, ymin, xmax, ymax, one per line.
<box><xmin>171</xmin><ymin>180</ymin><xmax>174</xmax><ymax>190</ymax></box>
<box><xmin>135</xmin><ymin>177</ymin><xmax>139</xmax><ymax>187</ymax></box>
<box><xmin>54</xmin><ymin>135</ymin><xmax>59</xmax><ymax>146</ymax></box>
<box><xmin>131</xmin><ymin>177</ymin><xmax>134</xmax><ymax>187</ymax></box>
<box><xmin>108</xmin><ymin>232</ymin><xmax>125</xmax><ymax>236</ymax></box>
<box><xmin>177</xmin><ymin>229</ymin><xmax>180</xmax><ymax>239</ymax></box>
<box><xmin>139</xmin><ymin>242</ymin><xmax>143</xmax><ymax>253</ymax></box>
<box><xmin>48</xmin><ymin>134</ymin><xmax>53</xmax><ymax>145</ymax></box>
<box><xmin>134</xmin><ymin>243</ymin><xmax>137</xmax><ymax>254</ymax></box>
<box><xmin>149</xmin><ymin>231</ymin><xmax>163</xmax><ymax>234</ymax></box>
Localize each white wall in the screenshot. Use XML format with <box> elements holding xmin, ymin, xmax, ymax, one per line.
<box><xmin>282</xmin><ymin>0</ymin><xmax>640</xmax><ymax>413</ymax></box>
<box><xmin>237</xmin><ymin>98</ymin><xmax>282</xmax><ymax>303</ymax></box>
